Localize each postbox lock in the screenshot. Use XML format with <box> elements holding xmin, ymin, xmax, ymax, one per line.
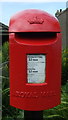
<box><xmin>28</xmin><ymin>16</ymin><xmax>44</xmax><ymax>24</ymax></box>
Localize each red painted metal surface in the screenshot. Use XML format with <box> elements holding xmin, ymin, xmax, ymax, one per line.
<box><xmin>9</xmin><ymin>9</ymin><xmax>61</xmax><ymax>32</ymax></box>
<box><xmin>9</xmin><ymin>9</ymin><xmax>62</xmax><ymax>111</ymax></box>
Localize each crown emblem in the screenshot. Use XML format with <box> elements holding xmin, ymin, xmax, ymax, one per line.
<box><xmin>28</xmin><ymin>16</ymin><xmax>44</xmax><ymax>24</ymax></box>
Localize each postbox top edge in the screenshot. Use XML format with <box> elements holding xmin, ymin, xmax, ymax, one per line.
<box><xmin>9</xmin><ymin>9</ymin><xmax>61</xmax><ymax>32</ymax></box>
<box><xmin>9</xmin><ymin>29</ymin><xmax>61</xmax><ymax>33</ymax></box>
<box><xmin>9</xmin><ymin>28</ymin><xmax>61</xmax><ymax>33</ymax></box>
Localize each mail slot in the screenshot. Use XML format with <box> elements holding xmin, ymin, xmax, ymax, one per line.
<box><xmin>9</xmin><ymin>9</ymin><xmax>62</xmax><ymax>111</ymax></box>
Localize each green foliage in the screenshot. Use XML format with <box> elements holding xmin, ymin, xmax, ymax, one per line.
<box><xmin>2</xmin><ymin>42</ymin><xmax>9</xmax><ymax>63</ymax></box>
<box><xmin>43</xmin><ymin>83</ymin><xmax>68</xmax><ymax>120</ymax></box>
<box><xmin>62</xmin><ymin>48</ymin><xmax>68</xmax><ymax>85</ymax></box>
<box><xmin>2</xmin><ymin>42</ymin><xmax>23</xmax><ymax>120</ymax></box>
<box><xmin>1</xmin><ymin>42</ymin><xmax>68</xmax><ymax>120</ymax></box>
<box><xmin>0</xmin><ymin>45</ymin><xmax>2</xmax><ymax>64</ymax></box>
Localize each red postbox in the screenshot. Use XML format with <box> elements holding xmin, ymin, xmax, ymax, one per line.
<box><xmin>9</xmin><ymin>9</ymin><xmax>62</xmax><ymax>111</ymax></box>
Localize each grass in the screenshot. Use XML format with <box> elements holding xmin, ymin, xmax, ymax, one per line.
<box><xmin>43</xmin><ymin>83</ymin><xmax>68</xmax><ymax>120</ymax></box>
